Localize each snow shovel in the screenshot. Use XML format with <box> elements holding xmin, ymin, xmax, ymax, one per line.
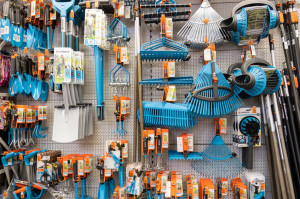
<box><xmin>31</xmin><ymin>58</ymin><xmax>41</xmax><ymax>100</ymax></box>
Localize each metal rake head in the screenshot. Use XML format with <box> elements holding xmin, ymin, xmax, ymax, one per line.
<box><xmin>108</xmin><ymin>18</ymin><xmax>130</xmax><ymax>45</ymax></box>
<box><xmin>178</xmin><ymin>0</ymin><xmax>227</xmax><ymax>45</ymax></box>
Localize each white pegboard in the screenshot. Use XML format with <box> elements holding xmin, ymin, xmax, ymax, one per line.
<box><xmin>12</xmin><ymin>0</ymin><xmax>299</xmax><ymax>198</ymax></box>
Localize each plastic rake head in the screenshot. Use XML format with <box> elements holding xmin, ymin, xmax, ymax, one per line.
<box><xmin>192</xmin><ymin>135</ymin><xmax>245</xmax><ymax>179</ymax></box>
<box><xmin>178</xmin><ymin>0</ymin><xmax>227</xmax><ymax>45</ymax></box>
<box><xmin>185</xmin><ymin>62</ymin><xmax>243</xmax><ymax>118</ymax></box>
<box><xmin>140</xmin><ymin>37</ymin><xmax>190</xmax><ymax>61</ymax></box>
<box><xmin>139</xmin><ymin>101</ymin><xmax>195</xmax><ymax>129</ymax></box>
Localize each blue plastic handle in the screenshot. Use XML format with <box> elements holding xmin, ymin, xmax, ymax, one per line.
<box><xmin>1</xmin><ymin>152</ymin><xmax>15</xmax><ymax>167</ymax></box>
<box><xmin>24</xmin><ymin>149</ymin><xmax>47</xmax><ymax>166</ymax></box>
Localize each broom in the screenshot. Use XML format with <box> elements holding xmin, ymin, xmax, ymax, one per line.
<box><xmin>178</xmin><ymin>0</ymin><xmax>229</xmax><ymax>45</ymax></box>
<box><xmin>185</xmin><ymin>61</ymin><xmax>243</xmax><ymax>118</ymax></box>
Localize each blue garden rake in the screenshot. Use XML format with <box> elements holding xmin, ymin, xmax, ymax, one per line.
<box><xmin>139</xmin><ymin>101</ymin><xmax>195</xmax><ymax>129</ymax></box>
<box><xmin>139</xmin><ymin>76</ymin><xmax>193</xmax><ymax>86</ymax></box>
<box><xmin>109</xmin><ymin>64</ymin><xmax>130</xmax><ymax>89</ymax></box>
<box><xmin>140</xmin><ymin>37</ymin><xmax>190</xmax><ymax>61</ymax></box>
<box><xmin>185</xmin><ymin>61</ymin><xmax>243</xmax><ymax>118</ymax></box>
<box><xmin>192</xmin><ymin>123</ymin><xmax>245</xmax><ymax>178</ymax></box>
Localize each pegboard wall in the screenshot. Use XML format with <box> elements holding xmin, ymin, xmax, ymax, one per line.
<box><xmin>12</xmin><ymin>0</ymin><xmax>300</xmax><ymax>198</ymax></box>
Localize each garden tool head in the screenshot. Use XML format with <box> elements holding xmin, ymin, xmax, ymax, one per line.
<box><xmin>234</xmin><ymin>57</ymin><xmax>281</xmax><ymax>96</ymax></box>
<box><xmin>21</xmin><ymin>56</ymin><xmax>31</xmax><ymax>95</ymax></box>
<box><xmin>221</xmin><ymin>0</ymin><xmax>278</xmax><ymax>45</ymax></box>
<box><xmin>141</xmin><ymin>15</ymin><xmax>190</xmax><ymax>61</ymax></box>
<box><xmin>108</xmin><ymin>18</ymin><xmax>130</xmax><ymax>45</ymax></box>
<box><xmin>178</xmin><ymin>0</ymin><xmax>228</xmax><ymax>46</ymax></box>
<box><xmin>27</xmin><ymin>24</ymin><xmax>35</xmax><ymax>49</ymax></box>
<box><xmin>15</xmin><ymin>9</ymin><xmax>24</xmax><ymax>48</ymax></box>
<box><xmin>192</xmin><ymin>123</ymin><xmax>245</xmax><ymax>178</ymax></box>
<box><xmin>31</xmin><ymin>57</ymin><xmax>41</xmax><ymax>100</ymax></box>
<box><xmin>13</xmin><ymin>56</ymin><xmax>24</xmax><ymax>95</ymax></box>
<box><xmin>40</xmin><ymin>70</ymin><xmax>49</xmax><ymax>102</ymax></box>
<box><xmin>10</xmin><ymin>5</ymin><xmax>17</xmax><ymax>47</ymax></box>
<box><xmin>9</xmin><ymin>55</ymin><xmax>16</xmax><ymax>96</ymax></box>
<box><xmin>109</xmin><ymin>64</ymin><xmax>130</xmax><ymax>94</ymax></box>
<box><xmin>139</xmin><ymin>76</ymin><xmax>193</xmax><ymax>86</ymax></box>
<box><xmin>185</xmin><ymin>61</ymin><xmax>243</xmax><ymax>118</ymax></box>
<box><xmin>139</xmin><ymin>101</ymin><xmax>195</xmax><ymax>129</ymax></box>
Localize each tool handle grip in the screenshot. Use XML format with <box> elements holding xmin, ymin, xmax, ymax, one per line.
<box><xmin>10</xmin><ymin>56</ymin><xmax>16</xmax><ymax>75</ymax></box>
<box><xmin>1</xmin><ymin>152</ymin><xmax>15</xmax><ymax>167</ymax></box>
<box><xmin>28</xmin><ymin>58</ymin><xmax>32</xmax><ymax>76</ymax></box>
<box><xmin>45</xmin><ymin>5</ymin><xmax>51</xmax><ymax>26</ymax></box>
<box><xmin>15</xmin><ymin>56</ymin><xmax>21</xmax><ymax>74</ymax></box>
<box><xmin>24</xmin><ymin>149</ymin><xmax>46</xmax><ymax>166</ymax></box>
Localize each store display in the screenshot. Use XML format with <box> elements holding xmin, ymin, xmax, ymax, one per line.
<box><xmin>2</xmin><ymin>0</ymin><xmax>300</xmax><ymax>198</ymax></box>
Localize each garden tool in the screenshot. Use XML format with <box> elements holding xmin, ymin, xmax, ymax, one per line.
<box><xmin>113</xmin><ymin>97</ymin><xmax>127</xmax><ymax>139</ymax></box>
<box><xmin>141</xmin><ymin>15</ymin><xmax>190</xmax><ymax>61</ymax></box>
<box><xmin>40</xmin><ymin>160</ymin><xmax>52</xmax><ymax>184</ymax></box>
<box><xmin>221</xmin><ymin>0</ymin><xmax>277</xmax><ymax>46</ymax></box>
<box><xmin>191</xmin><ymin>122</ymin><xmax>245</xmax><ymax>178</ymax></box>
<box><xmin>109</xmin><ymin>64</ymin><xmax>130</xmax><ymax>94</ymax></box>
<box><xmin>108</xmin><ymin>18</ymin><xmax>130</xmax><ymax>45</ymax></box>
<box><xmin>24</xmin><ymin>149</ymin><xmax>46</xmax><ymax>183</ymax></box>
<box><xmin>13</xmin><ymin>56</ymin><xmax>24</xmax><ymax>95</ymax></box>
<box><xmin>168</xmin><ymin>133</ymin><xmax>202</xmax><ymax>161</ymax></box>
<box><xmin>185</xmin><ymin>60</ymin><xmax>243</xmax><ymax>118</ymax></box>
<box><xmin>234</xmin><ymin>57</ymin><xmax>281</xmax><ymax>96</ymax></box>
<box><xmin>96</xmin><ymin>158</ymin><xmax>106</xmax><ymax>199</ymax></box>
<box><xmin>1</xmin><ymin>152</ymin><xmax>17</xmax><ymax>184</ymax></box>
<box><xmin>40</xmin><ymin>70</ymin><xmax>49</xmax><ymax>102</ymax></box>
<box><xmin>139</xmin><ymin>76</ymin><xmax>193</xmax><ymax>86</ymax></box>
<box><xmin>178</xmin><ymin>0</ymin><xmax>228</xmax><ymax>46</ymax></box>
<box><xmin>1</xmin><ymin>1</ymin><xmax>11</xmax><ymax>42</ymax></box>
<box><xmin>27</xmin><ymin>24</ymin><xmax>35</xmax><ymax>49</ymax></box>
<box><xmin>140</xmin><ymin>101</ymin><xmax>195</xmax><ymax>129</ymax></box>
<box><xmin>239</xmin><ymin>116</ymin><xmax>260</xmax><ymax>169</ymax></box>
<box><xmin>10</xmin><ymin>5</ymin><xmax>17</xmax><ymax>47</ymax></box>
<box><xmin>31</xmin><ymin>56</ymin><xmax>41</xmax><ymax>100</ymax></box>
<box><xmin>8</xmin><ymin>55</ymin><xmax>16</xmax><ymax>96</ymax></box>
<box><xmin>94</xmin><ymin>46</ymin><xmax>105</xmax><ymax>121</ymax></box>
<box><xmin>14</xmin><ymin>8</ymin><xmax>24</xmax><ymax>48</ymax></box>
<box><xmin>276</xmin><ymin>1</ymin><xmax>300</xmax><ymax>143</ymax></box>
<box><xmin>21</xmin><ymin>56</ymin><xmax>31</xmax><ymax>95</ymax></box>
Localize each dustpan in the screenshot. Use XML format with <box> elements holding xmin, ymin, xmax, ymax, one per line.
<box><xmin>52</xmin><ymin>105</ymin><xmax>80</xmax><ymax>143</ymax></box>
<box><xmin>185</xmin><ymin>61</ymin><xmax>243</xmax><ymax>118</ymax></box>
<box><xmin>192</xmin><ymin>123</ymin><xmax>245</xmax><ymax>178</ymax></box>
<box><xmin>178</xmin><ymin>0</ymin><xmax>227</xmax><ymax>45</ymax></box>
<box><xmin>220</xmin><ymin>0</ymin><xmax>277</xmax><ymax>45</ymax></box>
<box><xmin>139</xmin><ymin>101</ymin><xmax>195</xmax><ymax>129</ymax></box>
